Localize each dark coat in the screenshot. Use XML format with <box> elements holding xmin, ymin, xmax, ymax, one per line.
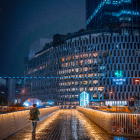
<box><xmin>29</xmin><ymin>108</ymin><xmax>40</xmax><ymax>121</ymax></box>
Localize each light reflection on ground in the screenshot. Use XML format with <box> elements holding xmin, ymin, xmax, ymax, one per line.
<box><xmin>7</xmin><ymin>109</ymin><xmax>137</xmax><ymax>140</ymax></box>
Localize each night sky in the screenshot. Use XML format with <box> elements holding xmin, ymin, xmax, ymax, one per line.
<box><xmin>0</xmin><ymin>0</ymin><xmax>85</xmax><ymax>77</ymax></box>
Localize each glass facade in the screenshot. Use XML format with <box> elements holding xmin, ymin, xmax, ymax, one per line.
<box><xmin>80</xmin><ymin>91</ymin><xmax>90</xmax><ymax>107</ymax></box>
<box><xmin>24</xmin><ymin>32</ymin><xmax>140</xmax><ymax>105</ymax></box>
<box><xmin>86</xmin><ymin>0</ymin><xmax>140</xmax><ymax>35</ymax></box>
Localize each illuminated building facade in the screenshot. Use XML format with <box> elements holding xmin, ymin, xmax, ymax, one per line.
<box><xmin>80</xmin><ymin>91</ymin><xmax>90</xmax><ymax>107</ymax></box>
<box><xmin>86</xmin><ymin>0</ymin><xmax>140</xmax><ymax>35</ymax></box>
<box><xmin>24</xmin><ymin>30</ymin><xmax>140</xmax><ymax>106</ymax></box>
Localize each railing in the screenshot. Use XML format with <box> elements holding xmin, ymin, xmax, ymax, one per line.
<box><xmin>0</xmin><ymin>106</ymin><xmax>59</xmax><ymax>140</ymax></box>
<box><xmin>77</xmin><ymin>106</ymin><xmax>140</xmax><ymax>137</ymax></box>
<box><xmin>59</xmin><ymin>105</ymin><xmax>76</xmax><ymax>109</ymax></box>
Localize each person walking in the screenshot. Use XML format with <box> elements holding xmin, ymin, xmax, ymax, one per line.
<box><xmin>29</xmin><ymin>104</ymin><xmax>40</xmax><ymax>135</ymax></box>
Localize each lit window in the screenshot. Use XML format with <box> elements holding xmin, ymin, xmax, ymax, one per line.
<box><xmin>93</xmin><ymin>94</ymin><xmax>98</xmax><ymax>98</ymax></box>
<box><xmin>63</xmin><ymin>70</ymin><xmax>65</xmax><ymax>74</ymax></box>
<box><xmin>79</xmin><ymin>60</ymin><xmax>83</xmax><ymax>65</ymax></box>
<box><xmin>79</xmin><ymin>87</ymin><xmax>84</xmax><ymax>92</ymax></box>
<box><xmin>88</xmin><ymin>73</ymin><xmax>93</xmax><ymax>77</ymax></box>
<box><xmin>62</xmin><ymin>63</ymin><xmax>68</xmax><ymax>67</ymax></box>
<box><xmin>72</xmin><ymin>55</ymin><xmax>74</xmax><ymax>59</ymax></box>
<box><xmin>98</xmin><ymin>87</ymin><xmax>104</xmax><ymax>92</ymax></box>
<box><xmin>93</xmin><ymin>80</ymin><xmax>98</xmax><ymax>85</ymax></box>
<box><xmin>89</xmin><ymin>80</ymin><xmax>92</xmax><ymax>84</ymax></box>
<box><xmin>71</xmin><ymin>62</ymin><xmax>75</xmax><ymax>66</ymax></box>
<box><xmin>71</xmin><ymin>88</ymin><xmax>75</xmax><ymax>92</ymax></box>
<box><xmin>88</xmin><ymin>87</ymin><xmax>93</xmax><ymax>92</ymax></box>
<box><xmin>100</xmin><ymin>66</ymin><xmax>105</xmax><ymax>70</ymax></box>
<box><xmin>83</xmin><ymin>67</ymin><xmax>88</xmax><ymax>72</ymax></box>
<box><xmin>83</xmin><ymin>53</ymin><xmax>88</xmax><ymax>58</ymax></box>
<box><xmin>75</xmin><ymin>68</ymin><xmax>79</xmax><ymax>72</ymax></box>
<box><xmin>83</xmin><ymin>81</ymin><xmax>88</xmax><ymax>85</ymax></box>
<box><xmin>93</xmin><ymin>59</ymin><xmax>97</xmax><ymax>64</ymax></box>
<box><xmin>71</xmin><ymin>75</ymin><xmax>75</xmax><ymax>79</ymax></box>
<box><xmin>88</xmin><ymin>59</ymin><xmax>93</xmax><ymax>64</ymax></box>
<box><xmin>42</xmin><ymin>65</ymin><xmax>45</xmax><ymax>69</ymax></box>
<box><xmin>80</xmin><ymin>68</ymin><xmax>82</xmax><ymax>72</ymax></box>
<box><xmin>93</xmin><ymin>52</ymin><xmax>98</xmax><ymax>57</ymax></box>
<box><xmin>64</xmin><ymin>76</ymin><xmax>68</xmax><ymax>80</ymax></box>
<box><xmin>80</xmin><ymin>54</ymin><xmax>82</xmax><ymax>59</ymax></box>
<box><xmin>98</xmin><ymin>73</ymin><xmax>104</xmax><ymax>77</ymax></box>
<box><xmin>75</xmin><ymin>81</ymin><xmax>79</xmax><ymax>86</ymax></box>
<box><xmin>89</xmin><ymin>52</ymin><xmax>91</xmax><ymax>58</ymax></box>
<box><xmin>68</xmin><ymin>69</ymin><xmax>71</xmax><ymax>73</ymax></box>
<box><xmin>62</xmin><ymin>57</ymin><xmax>64</xmax><ymax>62</ymax></box>
<box><xmin>72</xmin><ymin>81</ymin><xmax>74</xmax><ymax>85</ymax></box>
<box><xmin>79</xmin><ymin>74</ymin><xmax>84</xmax><ymax>78</ymax></box>
<box><xmin>67</xmin><ymin>82</ymin><xmax>71</xmax><ymax>86</ymax></box>
<box><xmin>94</xmin><ymin>87</ymin><xmax>97</xmax><ymax>92</ymax></box>
<box><xmin>75</xmin><ymin>54</ymin><xmax>79</xmax><ymax>59</ymax></box>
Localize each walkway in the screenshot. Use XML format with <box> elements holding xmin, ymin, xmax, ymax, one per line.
<box><xmin>7</xmin><ymin>110</ymin><xmax>133</xmax><ymax>140</ymax></box>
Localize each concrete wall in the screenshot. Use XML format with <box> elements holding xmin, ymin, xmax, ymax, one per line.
<box><xmin>0</xmin><ymin>107</ymin><xmax>59</xmax><ymax>140</ymax></box>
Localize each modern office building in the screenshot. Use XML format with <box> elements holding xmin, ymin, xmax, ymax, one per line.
<box><xmin>24</xmin><ymin>0</ymin><xmax>140</xmax><ymax>106</ymax></box>
<box><xmin>0</xmin><ymin>78</ymin><xmax>15</xmax><ymax>106</ymax></box>
<box><xmin>86</xmin><ymin>0</ymin><xmax>140</xmax><ymax>35</ymax></box>
<box><xmin>24</xmin><ymin>30</ymin><xmax>140</xmax><ymax>106</ymax></box>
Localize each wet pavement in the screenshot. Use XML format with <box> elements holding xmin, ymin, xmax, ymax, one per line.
<box><xmin>6</xmin><ymin>110</ymin><xmax>138</xmax><ymax>140</ymax></box>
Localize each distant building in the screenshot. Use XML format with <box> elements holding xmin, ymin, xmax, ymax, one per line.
<box><xmin>24</xmin><ymin>0</ymin><xmax>140</xmax><ymax>107</ymax></box>
<box><xmin>0</xmin><ymin>78</ymin><xmax>25</xmax><ymax>106</ymax></box>
<box><xmin>24</xmin><ymin>31</ymin><xmax>140</xmax><ymax>106</ymax></box>
<box><xmin>29</xmin><ymin>38</ymin><xmax>53</xmax><ymax>60</ymax></box>
<box><xmin>7</xmin><ymin>79</ymin><xmax>15</xmax><ymax>105</ymax></box>
<box><xmin>14</xmin><ymin>78</ymin><xmax>25</xmax><ymax>104</ymax></box>
<box><xmin>0</xmin><ymin>78</ymin><xmax>8</xmax><ymax>105</ymax></box>
<box><xmin>0</xmin><ymin>78</ymin><xmax>15</xmax><ymax>106</ymax></box>
<box><xmin>86</xmin><ymin>0</ymin><xmax>140</xmax><ymax>35</ymax></box>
